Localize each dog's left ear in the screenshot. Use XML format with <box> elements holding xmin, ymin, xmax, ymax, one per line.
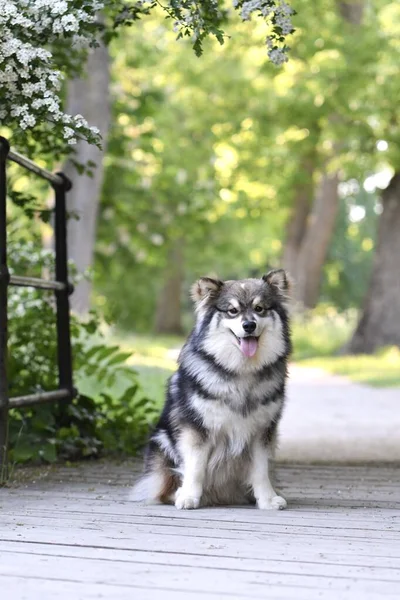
<box><xmin>191</xmin><ymin>277</ymin><xmax>224</xmax><ymax>304</ymax></box>
<box><xmin>262</xmin><ymin>269</ymin><xmax>292</xmax><ymax>296</ymax></box>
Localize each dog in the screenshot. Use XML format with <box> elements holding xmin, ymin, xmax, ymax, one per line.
<box><xmin>131</xmin><ymin>269</ymin><xmax>292</xmax><ymax>510</ymax></box>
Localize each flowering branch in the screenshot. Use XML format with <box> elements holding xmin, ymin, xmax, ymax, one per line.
<box><xmin>114</xmin><ymin>1</ymin><xmax>295</xmax><ymax>62</ymax></box>
<box><xmin>0</xmin><ymin>0</ymin><xmax>104</xmax><ymax>150</ymax></box>
<box><xmin>0</xmin><ymin>0</ymin><xmax>295</xmax><ymax>156</ymax></box>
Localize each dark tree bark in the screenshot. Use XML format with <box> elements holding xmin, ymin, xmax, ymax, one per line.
<box><xmin>64</xmin><ymin>41</ymin><xmax>110</xmax><ymax>314</ymax></box>
<box><xmin>154</xmin><ymin>242</ymin><xmax>185</xmax><ymax>335</ymax></box>
<box><xmin>294</xmin><ymin>172</ymin><xmax>340</xmax><ymax>308</ymax></box>
<box><xmin>338</xmin><ymin>1</ymin><xmax>364</xmax><ymax>24</ymax></box>
<box><xmin>282</xmin><ymin>160</ymin><xmax>314</xmax><ymax>277</ymax></box>
<box><xmin>347</xmin><ymin>173</ymin><xmax>400</xmax><ymax>353</ymax></box>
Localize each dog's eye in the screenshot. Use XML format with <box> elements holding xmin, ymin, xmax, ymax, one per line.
<box><xmin>228</xmin><ymin>307</ymin><xmax>239</xmax><ymax>316</ymax></box>
<box><xmin>254</xmin><ymin>305</ymin><xmax>264</xmax><ymax>314</ymax></box>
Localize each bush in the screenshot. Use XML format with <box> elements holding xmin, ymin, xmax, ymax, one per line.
<box><xmin>8</xmin><ymin>243</ymin><xmax>159</xmax><ymax>464</ymax></box>
<box><xmin>291</xmin><ymin>305</ymin><xmax>356</xmax><ymax>361</ymax></box>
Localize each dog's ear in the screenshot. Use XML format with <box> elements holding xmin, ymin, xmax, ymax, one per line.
<box><xmin>191</xmin><ymin>277</ymin><xmax>224</xmax><ymax>305</ymax></box>
<box><xmin>262</xmin><ymin>269</ymin><xmax>292</xmax><ymax>296</ymax></box>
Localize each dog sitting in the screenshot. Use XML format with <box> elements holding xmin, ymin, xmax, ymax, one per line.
<box><xmin>131</xmin><ymin>269</ymin><xmax>292</xmax><ymax>510</ymax></box>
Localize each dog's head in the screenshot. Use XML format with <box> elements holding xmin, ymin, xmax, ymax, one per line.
<box><xmin>191</xmin><ymin>270</ymin><xmax>292</xmax><ymax>371</ymax></box>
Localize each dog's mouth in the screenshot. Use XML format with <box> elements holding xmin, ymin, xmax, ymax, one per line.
<box><xmin>231</xmin><ymin>332</ymin><xmax>259</xmax><ymax>358</ymax></box>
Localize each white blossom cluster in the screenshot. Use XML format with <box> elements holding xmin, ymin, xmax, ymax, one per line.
<box><xmin>149</xmin><ymin>0</ymin><xmax>294</xmax><ymax>64</ymax></box>
<box><xmin>0</xmin><ymin>0</ymin><xmax>103</xmax><ymax>145</ymax></box>
<box><xmin>233</xmin><ymin>0</ymin><xmax>294</xmax><ymax>64</ymax></box>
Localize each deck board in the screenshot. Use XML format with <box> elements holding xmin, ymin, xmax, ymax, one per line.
<box><xmin>1</xmin><ymin>461</ymin><xmax>400</xmax><ymax>599</ymax></box>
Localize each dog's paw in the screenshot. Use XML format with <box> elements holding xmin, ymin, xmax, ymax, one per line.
<box><xmin>257</xmin><ymin>495</ymin><xmax>287</xmax><ymax>510</ymax></box>
<box><xmin>175</xmin><ymin>488</ymin><xmax>201</xmax><ymax>510</ymax></box>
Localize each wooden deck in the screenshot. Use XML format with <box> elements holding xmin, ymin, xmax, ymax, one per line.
<box><xmin>1</xmin><ymin>460</ymin><xmax>400</xmax><ymax>599</ymax></box>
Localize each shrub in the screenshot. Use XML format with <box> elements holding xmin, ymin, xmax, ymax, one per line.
<box><xmin>8</xmin><ymin>242</ymin><xmax>159</xmax><ymax>464</ymax></box>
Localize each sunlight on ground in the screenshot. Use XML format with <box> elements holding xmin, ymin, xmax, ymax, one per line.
<box><xmin>300</xmin><ymin>348</ymin><xmax>400</xmax><ymax>388</ymax></box>
<box><xmin>112</xmin><ymin>314</ymin><xmax>400</xmax><ymax>405</ymax></box>
<box><xmin>292</xmin><ymin>312</ymin><xmax>400</xmax><ymax>387</ymax></box>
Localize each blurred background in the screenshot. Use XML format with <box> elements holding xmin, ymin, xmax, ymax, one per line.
<box><xmin>4</xmin><ymin>0</ymin><xmax>400</xmax><ymax>464</ymax></box>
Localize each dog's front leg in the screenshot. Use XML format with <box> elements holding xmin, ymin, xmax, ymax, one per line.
<box><xmin>175</xmin><ymin>428</ymin><xmax>209</xmax><ymax>510</ymax></box>
<box><xmin>249</xmin><ymin>438</ymin><xmax>287</xmax><ymax>510</ymax></box>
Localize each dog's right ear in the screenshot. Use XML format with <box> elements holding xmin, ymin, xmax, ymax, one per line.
<box><xmin>191</xmin><ymin>277</ymin><xmax>224</xmax><ymax>305</ymax></box>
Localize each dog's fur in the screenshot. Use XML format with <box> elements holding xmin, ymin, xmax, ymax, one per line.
<box><xmin>131</xmin><ymin>269</ymin><xmax>292</xmax><ymax>510</ymax></box>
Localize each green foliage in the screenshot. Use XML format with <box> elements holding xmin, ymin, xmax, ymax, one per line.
<box><xmin>95</xmin><ymin>3</ymin><xmax>400</xmax><ymax>330</ymax></box>
<box><xmin>95</xmin><ymin>18</ymin><xmax>289</xmax><ymax>329</ymax></box>
<box><xmin>299</xmin><ymin>348</ymin><xmax>400</xmax><ymax>388</ymax></box>
<box><xmin>106</xmin><ymin>1</ymin><xmax>294</xmax><ymax>60</ymax></box>
<box><xmin>292</xmin><ymin>309</ymin><xmax>400</xmax><ymax>387</ymax></box>
<box><xmin>291</xmin><ymin>307</ymin><xmax>356</xmax><ymax>361</ymax></box>
<box><xmin>8</xmin><ymin>243</ymin><xmax>159</xmax><ymax>464</ymax></box>
<box><xmin>321</xmin><ymin>186</ymin><xmax>379</xmax><ymax>309</ymax></box>
<box><xmin>3</xmin><ymin>0</ymin><xmax>294</xmax><ymax>165</ymax></box>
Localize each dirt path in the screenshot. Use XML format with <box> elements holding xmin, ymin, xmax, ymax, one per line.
<box><xmin>277</xmin><ymin>365</ymin><xmax>400</xmax><ymax>463</ymax></box>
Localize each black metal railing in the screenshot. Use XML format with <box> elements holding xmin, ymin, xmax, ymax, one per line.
<box><xmin>0</xmin><ymin>136</ymin><xmax>75</xmax><ymax>482</ymax></box>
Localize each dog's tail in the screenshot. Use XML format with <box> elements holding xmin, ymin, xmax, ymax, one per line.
<box><xmin>129</xmin><ymin>471</ymin><xmax>163</xmax><ymax>503</ymax></box>
<box><xmin>130</xmin><ymin>467</ymin><xmax>178</xmax><ymax>504</ymax></box>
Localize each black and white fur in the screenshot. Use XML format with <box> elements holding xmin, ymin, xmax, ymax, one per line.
<box><xmin>131</xmin><ymin>269</ymin><xmax>292</xmax><ymax>510</ymax></box>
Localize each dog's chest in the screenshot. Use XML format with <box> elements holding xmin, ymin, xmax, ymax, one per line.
<box><xmin>192</xmin><ymin>392</ymin><xmax>281</xmax><ymax>456</ymax></box>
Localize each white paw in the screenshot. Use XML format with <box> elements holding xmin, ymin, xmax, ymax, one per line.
<box><xmin>175</xmin><ymin>488</ymin><xmax>201</xmax><ymax>510</ymax></box>
<box><xmin>257</xmin><ymin>495</ymin><xmax>287</xmax><ymax>510</ymax></box>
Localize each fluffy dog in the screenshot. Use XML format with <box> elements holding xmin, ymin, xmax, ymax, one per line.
<box><xmin>131</xmin><ymin>269</ymin><xmax>292</xmax><ymax>510</ymax></box>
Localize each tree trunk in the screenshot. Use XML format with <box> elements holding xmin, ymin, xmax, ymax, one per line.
<box><xmin>64</xmin><ymin>41</ymin><xmax>110</xmax><ymax>314</ymax></box>
<box><xmin>154</xmin><ymin>242</ymin><xmax>185</xmax><ymax>335</ymax></box>
<box><xmin>347</xmin><ymin>173</ymin><xmax>400</xmax><ymax>353</ymax></box>
<box><xmin>282</xmin><ymin>160</ymin><xmax>314</xmax><ymax>277</ymax></box>
<box><xmin>290</xmin><ymin>2</ymin><xmax>364</xmax><ymax>308</ymax></box>
<box><xmin>294</xmin><ymin>171</ymin><xmax>340</xmax><ymax>308</ymax></box>
<box><xmin>338</xmin><ymin>1</ymin><xmax>364</xmax><ymax>24</ymax></box>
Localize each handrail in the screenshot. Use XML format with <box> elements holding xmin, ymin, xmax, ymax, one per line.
<box><xmin>7</xmin><ymin>147</ymin><xmax>67</xmax><ymax>188</ymax></box>
<box><xmin>0</xmin><ymin>136</ymin><xmax>75</xmax><ymax>482</ymax></box>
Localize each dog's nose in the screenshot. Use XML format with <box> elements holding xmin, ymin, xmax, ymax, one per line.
<box><xmin>242</xmin><ymin>320</ymin><xmax>256</xmax><ymax>334</ymax></box>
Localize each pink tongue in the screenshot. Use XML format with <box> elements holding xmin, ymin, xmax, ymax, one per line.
<box><xmin>240</xmin><ymin>337</ymin><xmax>258</xmax><ymax>358</ymax></box>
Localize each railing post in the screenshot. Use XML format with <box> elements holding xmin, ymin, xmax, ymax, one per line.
<box><xmin>53</xmin><ymin>174</ymin><xmax>74</xmax><ymax>399</ymax></box>
<box><xmin>0</xmin><ymin>137</ymin><xmax>10</xmax><ymax>482</ymax></box>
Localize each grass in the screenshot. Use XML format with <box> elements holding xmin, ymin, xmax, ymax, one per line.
<box><xmin>291</xmin><ymin>309</ymin><xmax>354</xmax><ymax>361</ymax></box>
<box><xmin>110</xmin><ymin>310</ymin><xmax>400</xmax><ymax>404</ymax></box>
<box><xmin>115</xmin><ymin>333</ymin><xmax>183</xmax><ymax>408</ymax></box>
<box><xmin>291</xmin><ymin>308</ymin><xmax>400</xmax><ymax>387</ymax></box>
<box><xmin>298</xmin><ymin>348</ymin><xmax>400</xmax><ymax>387</ymax></box>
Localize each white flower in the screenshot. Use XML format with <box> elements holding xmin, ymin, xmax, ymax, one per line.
<box><xmin>51</xmin><ymin>1</ymin><xmax>68</xmax><ymax>15</ymax></box>
<box><xmin>150</xmin><ymin>233</ymin><xmax>164</xmax><ymax>246</ymax></box>
<box><xmin>232</xmin><ymin>1</ymin><xmax>293</xmax><ymax>64</ymax></box>
<box><xmin>0</xmin><ymin>0</ymin><xmax>104</xmax><ymax>143</ymax></box>
<box><xmin>268</xmin><ymin>46</ymin><xmax>289</xmax><ymax>66</ymax></box>
<box><xmin>63</xmin><ymin>126</ymin><xmax>75</xmax><ymax>138</ymax></box>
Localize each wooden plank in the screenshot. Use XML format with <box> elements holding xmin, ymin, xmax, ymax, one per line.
<box><xmin>3</xmin><ymin>488</ymin><xmax>400</xmax><ymax>510</ymax></box>
<box><xmin>1</xmin><ymin>461</ymin><xmax>399</xmax><ymax>600</ymax></box>
<box><xmin>2</xmin><ymin>497</ymin><xmax>398</xmax><ymax>525</ymax></box>
<box><xmin>1</xmin><ymin>506</ymin><xmax>398</xmax><ymax>533</ymax></box>
<box><xmin>1</xmin><ymin>555</ymin><xmax>400</xmax><ymax>598</ymax></box>
<box><xmin>0</xmin><ymin>576</ymin><xmax>227</xmax><ymax>600</ymax></box>
<box><xmin>2</xmin><ymin>525</ymin><xmax>400</xmax><ymax>562</ymax></box>
<box><xmin>1</xmin><ymin>512</ymin><xmax>400</xmax><ymax>543</ymax></box>
<box><xmin>1</xmin><ymin>540</ymin><xmax>400</xmax><ymax>579</ymax></box>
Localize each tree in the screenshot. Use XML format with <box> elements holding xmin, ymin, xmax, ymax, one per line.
<box><xmin>96</xmin><ymin>18</ymin><xmax>285</xmax><ymax>331</ymax></box>
<box><xmin>282</xmin><ymin>1</ymin><xmax>365</xmax><ymax>308</ymax></box>
<box><xmin>1</xmin><ymin>1</ymin><xmax>295</xmax><ymax>158</ymax></box>
<box><xmin>344</xmin><ymin>1</ymin><xmax>400</xmax><ymax>352</ymax></box>
<box><xmin>95</xmin><ymin>1</ymin><xmax>398</xmax><ymax>333</ymax></box>
<box><xmin>347</xmin><ymin>174</ymin><xmax>400</xmax><ymax>352</ymax></box>
<box><xmin>64</xmin><ymin>40</ymin><xmax>111</xmax><ymax>314</ymax></box>
<box><xmin>154</xmin><ymin>242</ymin><xmax>185</xmax><ymax>334</ymax></box>
<box><xmin>0</xmin><ymin>1</ymin><xmax>102</xmax><ymax>156</ymax></box>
